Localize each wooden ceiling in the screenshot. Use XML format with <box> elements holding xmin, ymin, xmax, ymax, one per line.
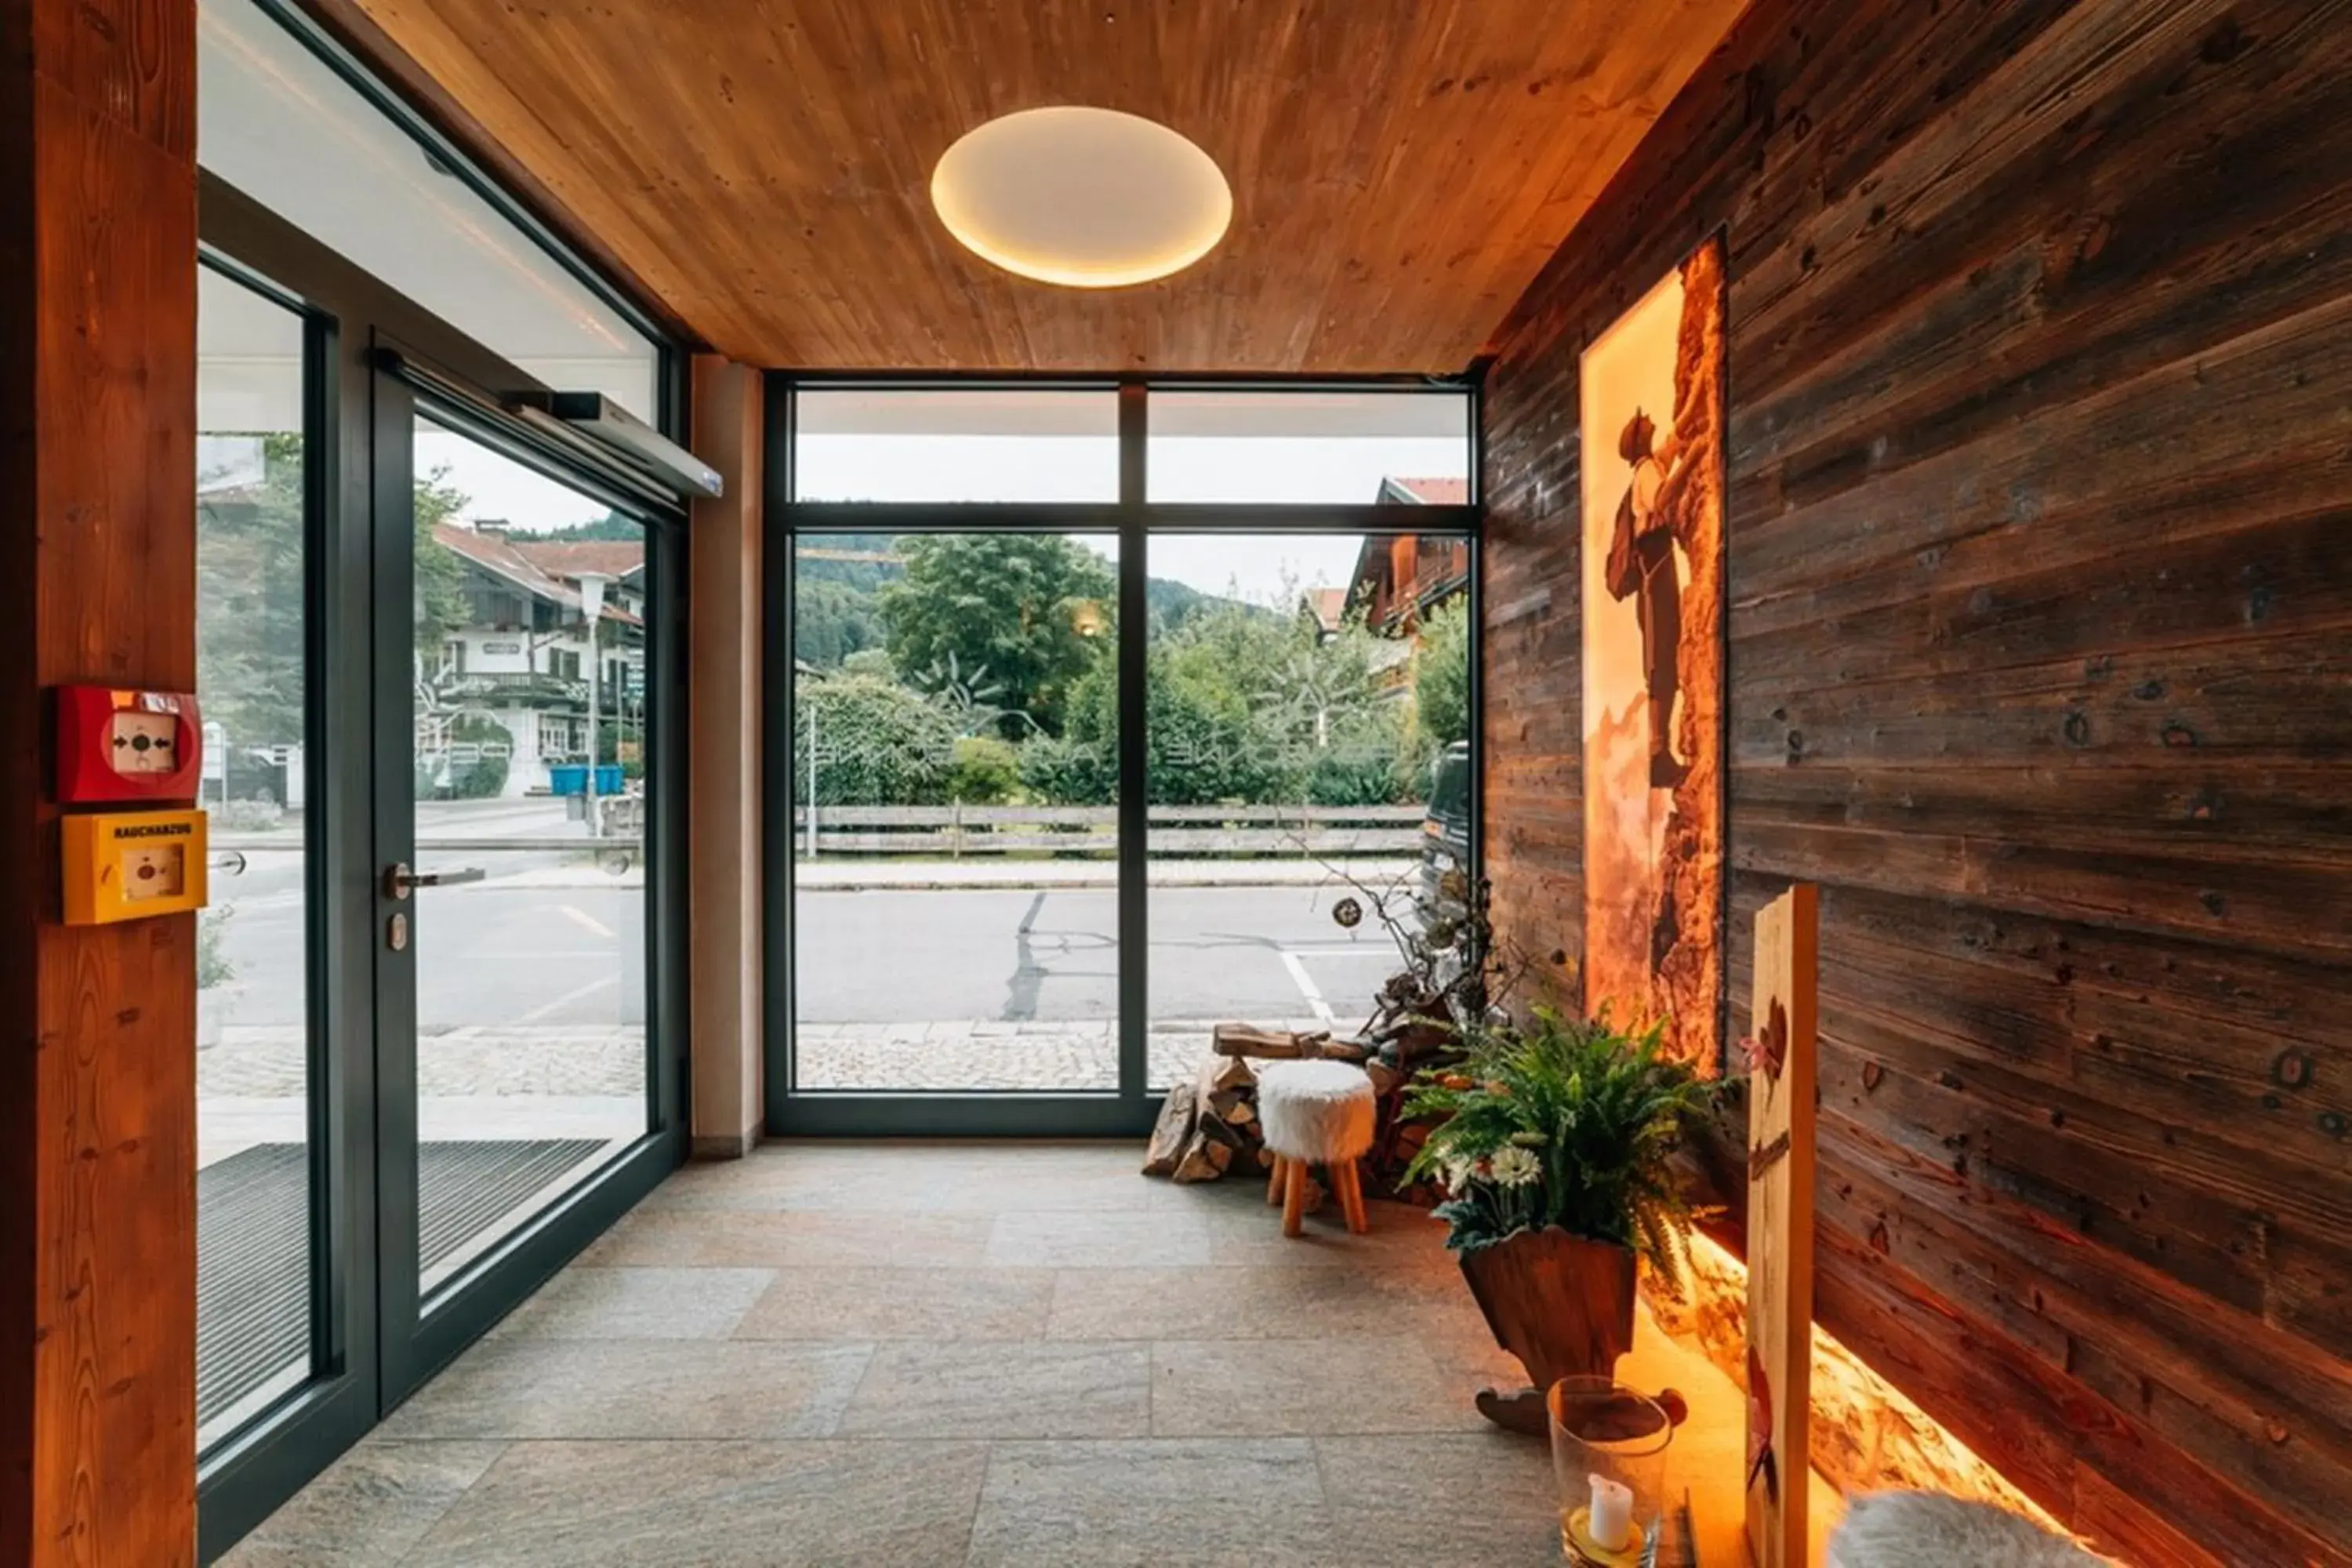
<box><xmin>327</xmin><ymin>0</ymin><xmax>1750</xmax><ymax>372</ymax></box>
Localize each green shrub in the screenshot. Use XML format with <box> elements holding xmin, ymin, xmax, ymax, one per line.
<box><xmin>793</xmin><ymin>673</ymin><xmax>958</xmax><ymax>805</ymax></box>
<box><xmin>197</xmin><ymin>905</ymin><xmax>235</xmax><ymax>990</ymax></box>
<box><xmin>946</xmin><ymin>735</ymin><xmax>1021</xmax><ymax>804</ymax></box>
<box><xmin>416</xmin><ymin>712</ymin><xmax>511</xmax><ymax>800</ymax></box>
<box><xmin>1018</xmin><ymin>734</ymin><xmax>1115</xmax><ymax>806</ymax></box>
<box><xmin>597</xmin><ymin>721</ymin><xmax>647</xmax><ymax>781</ymax></box>
<box><xmin>1305</xmin><ymin>722</ymin><xmax>1406</xmax><ymax>806</ymax></box>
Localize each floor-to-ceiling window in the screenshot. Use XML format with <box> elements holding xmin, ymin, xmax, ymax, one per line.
<box><xmin>194</xmin><ymin>1</ymin><xmax>690</xmax><ymax>1558</ymax></box>
<box><xmin>768</xmin><ymin>381</ymin><xmax>1476</xmax><ymax>1135</ymax></box>
<box><xmin>196</xmin><ymin>261</ymin><xmax>318</xmax><ymax>1449</ymax></box>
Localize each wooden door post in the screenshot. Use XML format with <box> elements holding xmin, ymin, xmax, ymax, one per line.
<box><xmin>0</xmin><ymin>0</ymin><xmax>201</xmax><ymax>1560</ymax></box>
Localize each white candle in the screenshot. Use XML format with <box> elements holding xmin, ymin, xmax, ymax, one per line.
<box><xmin>1588</xmin><ymin>1472</ymin><xmax>1634</xmax><ymax>1552</ymax></box>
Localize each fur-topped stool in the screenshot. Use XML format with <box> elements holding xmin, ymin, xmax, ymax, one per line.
<box><xmin>1827</xmin><ymin>1494</ymin><xmax>2101</xmax><ymax>1566</ymax></box>
<box><xmin>1256</xmin><ymin>1059</ymin><xmax>1377</xmax><ymax>1236</ymax></box>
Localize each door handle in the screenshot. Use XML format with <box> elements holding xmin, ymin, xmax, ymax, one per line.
<box><xmin>383</xmin><ymin>862</ymin><xmax>488</xmax><ymax>900</ymax></box>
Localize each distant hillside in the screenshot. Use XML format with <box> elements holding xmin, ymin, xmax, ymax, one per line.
<box><xmin>1148</xmin><ymin>575</ymin><xmax>1237</xmax><ymax>632</ymax></box>
<box><xmin>794</xmin><ymin>532</ymin><xmax>902</xmax><ymax>593</ymax></box>
<box><xmin>503</xmin><ymin>511</ymin><xmax>643</xmax><ymax>542</ymax></box>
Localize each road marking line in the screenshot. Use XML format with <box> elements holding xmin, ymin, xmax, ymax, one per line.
<box><xmin>514</xmin><ymin>974</ymin><xmax>619</xmax><ymax>1024</ymax></box>
<box><xmin>554</xmin><ymin>904</ymin><xmax>616</xmax><ymax>938</ymax></box>
<box><xmin>1279</xmin><ymin>949</ymin><xmax>1338</xmax><ymax>1027</ymax></box>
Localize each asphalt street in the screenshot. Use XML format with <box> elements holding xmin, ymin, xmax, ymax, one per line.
<box><xmin>211</xmin><ymin>801</ymin><xmax>1414</xmax><ymax>1034</ymax></box>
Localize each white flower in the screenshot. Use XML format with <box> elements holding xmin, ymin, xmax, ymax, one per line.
<box><xmin>1488</xmin><ymin>1145</ymin><xmax>1542</xmax><ymax>1189</ymax></box>
<box><xmin>1444</xmin><ymin>1157</ymin><xmax>1478</xmax><ymax>1192</ymax></box>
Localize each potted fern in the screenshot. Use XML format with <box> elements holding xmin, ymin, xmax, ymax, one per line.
<box><xmin>1404</xmin><ymin>1007</ymin><xmax>1712</xmax><ymax>1432</ymax></box>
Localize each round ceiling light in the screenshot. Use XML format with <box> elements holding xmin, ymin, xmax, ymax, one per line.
<box><xmin>931</xmin><ymin>107</ymin><xmax>1232</xmax><ymax>289</ymax></box>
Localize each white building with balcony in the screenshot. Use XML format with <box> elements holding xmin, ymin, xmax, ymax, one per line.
<box><xmin>423</xmin><ymin>523</ymin><xmax>647</xmax><ymax>799</ymax></box>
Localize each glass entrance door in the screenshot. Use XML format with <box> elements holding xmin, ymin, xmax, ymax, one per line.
<box><xmin>372</xmin><ymin>387</ymin><xmax>673</xmax><ymax>1400</ymax></box>
<box><xmin>194</xmin><ymin>245</ymin><xmax>689</xmax><ymax>1557</ymax></box>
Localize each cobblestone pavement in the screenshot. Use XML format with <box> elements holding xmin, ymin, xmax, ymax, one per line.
<box><xmin>201</xmin><ymin>1025</ymin><xmax>647</xmax><ymax>1098</ymax></box>
<box><xmin>201</xmin><ymin>1017</ymin><xmax>1334</xmax><ymax>1098</ymax></box>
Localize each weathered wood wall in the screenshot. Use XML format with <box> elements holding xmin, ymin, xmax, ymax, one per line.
<box><xmin>1478</xmin><ymin>2</ymin><xmax>2352</xmax><ymax>1562</ymax></box>
<box><xmin>0</xmin><ymin>0</ymin><xmax>201</xmax><ymax>1560</ymax></box>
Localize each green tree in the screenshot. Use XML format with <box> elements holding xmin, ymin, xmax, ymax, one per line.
<box><xmin>201</xmin><ymin>440</ymin><xmax>475</xmax><ymax>779</ymax></box>
<box><xmin>197</xmin><ymin>433</ymin><xmax>308</xmax><ymax>752</ymax></box>
<box><xmin>796</xmin><ymin>578</ymin><xmax>884</xmax><ymax>668</ymax></box>
<box><xmin>1411</xmin><ymin>595</ymin><xmax>1472</xmax><ymax>750</ymax></box>
<box><xmin>412</xmin><ymin>466</ymin><xmax>472</xmax><ymax>654</ymax></box>
<box><xmin>877</xmin><ymin>535</ymin><xmax>1115</xmax><ymax>735</ymax></box>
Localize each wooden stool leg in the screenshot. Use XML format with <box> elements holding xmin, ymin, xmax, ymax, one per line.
<box><xmin>1265</xmin><ymin>1153</ymin><xmax>1287</xmax><ymax>1207</ymax></box>
<box><xmin>1281</xmin><ymin>1157</ymin><xmax>1307</xmax><ymax>1237</ymax></box>
<box><xmin>1336</xmin><ymin>1160</ymin><xmax>1369</xmax><ymax>1234</ymax></box>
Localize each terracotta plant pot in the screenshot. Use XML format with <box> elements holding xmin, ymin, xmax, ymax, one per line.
<box><xmin>1457</xmin><ymin>1225</ymin><xmax>1639</xmax><ymax>1434</ymax></box>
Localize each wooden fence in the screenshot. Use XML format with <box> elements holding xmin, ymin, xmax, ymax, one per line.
<box><xmin>786</xmin><ymin>803</ymin><xmax>1424</xmax><ymax>856</ymax></box>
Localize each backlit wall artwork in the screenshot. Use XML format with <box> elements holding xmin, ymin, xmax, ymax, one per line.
<box><xmin>1578</xmin><ymin>234</ymin><xmax>1726</xmax><ymax>1073</ymax></box>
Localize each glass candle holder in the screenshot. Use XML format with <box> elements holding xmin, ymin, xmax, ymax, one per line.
<box><xmin>1548</xmin><ymin>1377</ymin><xmax>1675</xmax><ymax>1566</ymax></box>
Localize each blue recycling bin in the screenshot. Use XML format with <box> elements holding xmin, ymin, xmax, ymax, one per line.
<box><xmin>594</xmin><ymin>764</ymin><xmax>624</xmax><ymax>795</ymax></box>
<box><xmin>549</xmin><ymin>764</ymin><xmax>588</xmax><ymax>796</ymax></box>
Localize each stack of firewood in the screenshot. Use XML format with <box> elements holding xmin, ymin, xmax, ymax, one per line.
<box><xmin>1141</xmin><ymin>1048</ymin><xmax>1265</xmax><ymax>1183</ymax></box>
<box><xmin>1143</xmin><ymin>1026</ymin><xmax>1367</xmax><ymax>1184</ymax></box>
<box><xmin>1144</xmin><ymin>1023</ymin><xmax>1449</xmax><ymax>1204</ymax></box>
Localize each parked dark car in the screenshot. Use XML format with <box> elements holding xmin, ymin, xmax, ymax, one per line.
<box><xmin>1419</xmin><ymin>740</ymin><xmax>1472</xmax><ymax>919</ymax></box>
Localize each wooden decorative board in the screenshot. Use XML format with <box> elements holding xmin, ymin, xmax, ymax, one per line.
<box><xmin>1744</xmin><ymin>883</ymin><xmax>1818</xmax><ymax>1568</ymax></box>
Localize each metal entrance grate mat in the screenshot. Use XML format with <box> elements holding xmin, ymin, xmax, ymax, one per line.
<box><xmin>197</xmin><ymin>1138</ymin><xmax>605</xmax><ymax>1428</ymax></box>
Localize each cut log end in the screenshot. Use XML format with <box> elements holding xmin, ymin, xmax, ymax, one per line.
<box><xmin>1142</xmin><ymin>1080</ymin><xmax>1200</xmax><ymax>1178</ymax></box>
<box><xmin>1170</xmin><ymin>1130</ymin><xmax>1233</xmax><ymax>1184</ymax></box>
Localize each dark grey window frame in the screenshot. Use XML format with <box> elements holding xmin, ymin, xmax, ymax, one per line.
<box><xmin>194</xmin><ymin>169</ymin><xmax>691</xmax><ymax>1566</ymax></box>
<box><xmin>762</xmin><ymin>373</ymin><xmax>1483</xmax><ymax>1138</ymax></box>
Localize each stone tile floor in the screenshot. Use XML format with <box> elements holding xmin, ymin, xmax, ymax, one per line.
<box><xmin>223</xmin><ymin>1141</ymin><xmax>1816</xmax><ymax>1566</ymax></box>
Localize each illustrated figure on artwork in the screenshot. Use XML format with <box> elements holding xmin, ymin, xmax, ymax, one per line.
<box><xmin>1604</xmin><ymin>408</ymin><xmax>1691</xmax><ymax>790</ymax></box>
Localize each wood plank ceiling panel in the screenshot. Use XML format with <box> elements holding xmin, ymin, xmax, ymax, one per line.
<box><xmin>336</xmin><ymin>0</ymin><xmax>1751</xmax><ymax>372</ymax></box>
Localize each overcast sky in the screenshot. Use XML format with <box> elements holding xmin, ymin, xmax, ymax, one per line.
<box><xmin>419</xmin><ymin>427</ymin><xmax>1458</xmax><ymax>604</ymax></box>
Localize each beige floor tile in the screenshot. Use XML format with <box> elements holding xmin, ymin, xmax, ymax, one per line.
<box><xmin>837</xmin><ymin>1341</ymin><xmax>1152</xmax><ymax>1438</ymax></box>
<box><xmin>1151</xmin><ymin>1334</ymin><xmax>1481</xmax><ymax>1436</ymax></box>
<box><xmin>1316</xmin><ymin>1432</ymin><xmax>1561</xmax><ymax>1566</ymax></box>
<box><xmin>379</xmin><ymin>1338</ymin><xmax>872</xmax><ymax>1439</ymax></box>
<box><xmin>492</xmin><ymin>1266</ymin><xmax>773</xmax><ymax>1340</ymax></box>
<box><xmin>773</xmin><ymin>1210</ymin><xmax>997</xmax><ymax>1266</ymax></box>
<box><xmin>967</xmin><ymin>1439</ymin><xmax>1336</xmax><ymax>1568</ymax></box>
<box><xmin>214</xmin><ymin>1440</ymin><xmax>505</xmax><ymax>1568</ymax></box>
<box><xmin>405</xmin><ymin>1440</ymin><xmax>988</xmax><ymax>1566</ymax></box>
<box><xmin>1200</xmin><ymin>1196</ymin><xmax>1459</xmax><ymax>1269</ymax></box>
<box><xmin>735</xmin><ymin>1265</ymin><xmax>1054</xmax><ymax>1340</ymax></box>
<box><xmin>223</xmin><ymin>1142</ymin><xmax>1816</xmax><ymax>1566</ymax></box>
<box><xmin>985</xmin><ymin>1209</ymin><xmax>1211</xmax><ymax>1268</ymax></box>
<box><xmin>640</xmin><ymin>1141</ymin><xmax>1147</xmax><ymax>1214</ymax></box>
<box><xmin>573</xmin><ymin>1207</ymin><xmax>804</xmax><ymax>1266</ymax></box>
<box><xmin>592</xmin><ymin>1205</ymin><xmax>1000</xmax><ymax>1268</ymax></box>
<box><xmin>1047</xmin><ymin>1265</ymin><xmax>1412</xmax><ymax>1340</ymax></box>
